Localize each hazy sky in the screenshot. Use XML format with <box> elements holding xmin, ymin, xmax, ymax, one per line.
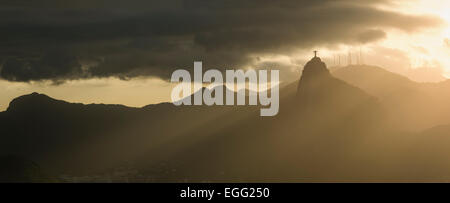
<box><xmin>0</xmin><ymin>0</ymin><xmax>449</xmax><ymax>110</ymax></box>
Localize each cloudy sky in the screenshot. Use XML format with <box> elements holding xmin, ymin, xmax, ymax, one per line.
<box><xmin>0</xmin><ymin>0</ymin><xmax>449</xmax><ymax>110</ymax></box>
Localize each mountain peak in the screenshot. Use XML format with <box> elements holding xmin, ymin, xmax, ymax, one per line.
<box><xmin>297</xmin><ymin>56</ymin><xmax>332</xmax><ymax>97</ymax></box>
<box><xmin>6</xmin><ymin>92</ymin><xmax>62</xmax><ymax>113</ymax></box>
<box><xmin>302</xmin><ymin>56</ymin><xmax>330</xmax><ymax>79</ymax></box>
<box><xmin>296</xmin><ymin>55</ymin><xmax>376</xmax><ymax>113</ymax></box>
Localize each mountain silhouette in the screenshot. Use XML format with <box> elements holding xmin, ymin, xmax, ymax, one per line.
<box><xmin>0</xmin><ymin>89</ymin><xmax>258</xmax><ymax>177</ymax></box>
<box><xmin>135</xmin><ymin>56</ymin><xmax>385</xmax><ymax>181</ymax></box>
<box><xmin>177</xmin><ymin>85</ymin><xmax>262</xmax><ymax>105</ymax></box>
<box><xmin>333</xmin><ymin>65</ymin><xmax>450</xmax><ymax>131</ymax></box>
<box><xmin>297</xmin><ymin>57</ymin><xmax>378</xmax><ymax>116</ymax></box>
<box><xmin>2</xmin><ymin>57</ymin><xmax>450</xmax><ymax>182</ymax></box>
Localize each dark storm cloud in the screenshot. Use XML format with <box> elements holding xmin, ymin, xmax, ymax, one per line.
<box><xmin>0</xmin><ymin>0</ymin><xmax>443</xmax><ymax>82</ymax></box>
<box><xmin>1</xmin><ymin>51</ymin><xmax>82</xmax><ymax>82</ymax></box>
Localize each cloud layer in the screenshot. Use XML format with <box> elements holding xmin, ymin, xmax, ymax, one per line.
<box><xmin>0</xmin><ymin>0</ymin><xmax>443</xmax><ymax>82</ymax></box>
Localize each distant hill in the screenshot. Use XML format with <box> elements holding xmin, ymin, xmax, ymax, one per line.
<box><xmin>333</xmin><ymin>65</ymin><xmax>450</xmax><ymax>131</ymax></box>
